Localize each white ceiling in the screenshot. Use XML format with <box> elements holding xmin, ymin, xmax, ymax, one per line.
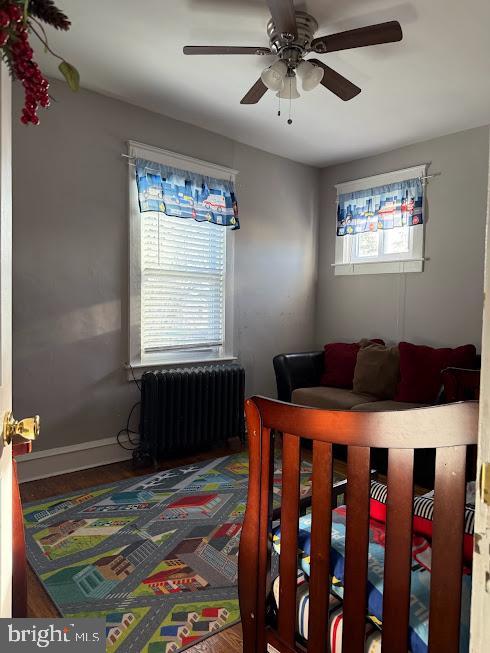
<box><xmin>34</xmin><ymin>0</ymin><xmax>490</xmax><ymax>167</ymax></box>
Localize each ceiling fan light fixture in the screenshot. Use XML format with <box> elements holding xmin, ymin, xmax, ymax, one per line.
<box><xmin>276</xmin><ymin>74</ymin><xmax>300</xmax><ymax>100</ymax></box>
<box><xmin>261</xmin><ymin>60</ymin><xmax>288</xmax><ymax>92</ymax></box>
<box><xmin>297</xmin><ymin>60</ymin><xmax>324</xmax><ymax>91</ymax></box>
<box><xmin>185</xmin><ymin>10</ymin><xmax>404</xmax><ymax>108</ymax></box>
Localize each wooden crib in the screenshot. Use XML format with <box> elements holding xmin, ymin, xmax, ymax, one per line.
<box><xmin>238</xmin><ymin>396</ymin><xmax>479</xmax><ymax>653</ymax></box>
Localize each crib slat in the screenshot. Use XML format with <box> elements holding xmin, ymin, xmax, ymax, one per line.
<box><xmin>256</xmin><ymin>426</ymin><xmax>275</xmax><ymax>653</ymax></box>
<box><xmin>278</xmin><ymin>433</ymin><xmax>301</xmax><ymax>647</ymax></box>
<box><xmin>239</xmin><ymin>401</ymin><xmax>263</xmax><ymax>653</ymax></box>
<box><xmin>307</xmin><ymin>440</ymin><xmax>333</xmax><ymax>653</ymax></box>
<box><xmin>342</xmin><ymin>446</ymin><xmax>371</xmax><ymax>653</ymax></box>
<box><xmin>428</xmin><ymin>446</ymin><xmax>466</xmax><ymax>653</ymax></box>
<box><xmin>382</xmin><ymin>448</ymin><xmax>414</xmax><ymax>653</ymax></box>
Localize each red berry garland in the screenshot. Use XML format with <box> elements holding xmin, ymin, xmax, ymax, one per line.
<box><xmin>0</xmin><ymin>0</ymin><xmax>76</xmax><ymax>125</ymax></box>
<box><xmin>13</xmin><ymin>29</ymin><xmax>50</xmax><ymax>124</ymax></box>
<box><xmin>0</xmin><ymin>10</ymin><xmax>11</xmax><ymax>28</ymax></box>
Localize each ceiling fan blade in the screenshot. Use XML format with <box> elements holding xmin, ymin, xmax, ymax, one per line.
<box><xmin>240</xmin><ymin>78</ymin><xmax>268</xmax><ymax>104</ymax></box>
<box><xmin>311</xmin><ymin>20</ymin><xmax>402</xmax><ymax>54</ymax></box>
<box><xmin>265</xmin><ymin>0</ymin><xmax>297</xmax><ymax>39</ymax></box>
<box><xmin>308</xmin><ymin>59</ymin><xmax>361</xmax><ymax>101</ymax></box>
<box><xmin>183</xmin><ymin>46</ymin><xmax>272</xmax><ymax>55</ymax></box>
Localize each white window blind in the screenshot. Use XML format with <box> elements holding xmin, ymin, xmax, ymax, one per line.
<box><xmin>141</xmin><ymin>213</ymin><xmax>226</xmax><ymax>354</ymax></box>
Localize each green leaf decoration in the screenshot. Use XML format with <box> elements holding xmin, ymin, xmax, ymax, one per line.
<box><xmin>58</xmin><ymin>61</ymin><xmax>80</xmax><ymax>92</ymax></box>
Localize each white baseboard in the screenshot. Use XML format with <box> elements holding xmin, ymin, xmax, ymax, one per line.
<box><xmin>16</xmin><ymin>435</ymin><xmax>137</xmax><ymax>484</ymax></box>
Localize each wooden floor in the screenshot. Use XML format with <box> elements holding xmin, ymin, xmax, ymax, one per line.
<box><xmin>20</xmin><ymin>442</ymin><xmax>244</xmax><ymax>652</ymax></box>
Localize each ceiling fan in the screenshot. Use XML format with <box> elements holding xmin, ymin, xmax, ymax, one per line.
<box><xmin>183</xmin><ymin>0</ymin><xmax>403</xmax><ymax>109</ymax></box>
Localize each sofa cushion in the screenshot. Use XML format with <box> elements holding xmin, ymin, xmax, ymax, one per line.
<box><xmin>395</xmin><ymin>342</ymin><xmax>477</xmax><ymax>404</ymax></box>
<box><xmin>292</xmin><ymin>386</ymin><xmax>378</xmax><ymax>410</ymax></box>
<box><xmin>353</xmin><ymin>344</ymin><xmax>400</xmax><ymax>399</ymax></box>
<box><xmin>351</xmin><ymin>400</ymin><xmax>428</xmax><ymax>412</ymax></box>
<box><xmin>320</xmin><ymin>339</ymin><xmax>385</xmax><ymax>389</ymax></box>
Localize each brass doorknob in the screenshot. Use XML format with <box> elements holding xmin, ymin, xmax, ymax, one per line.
<box><xmin>3</xmin><ymin>411</ymin><xmax>39</xmax><ymax>446</ymax></box>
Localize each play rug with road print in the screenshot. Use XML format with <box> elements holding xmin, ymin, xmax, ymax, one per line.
<box><xmin>24</xmin><ymin>451</ymin><xmax>340</xmax><ymax>653</ymax></box>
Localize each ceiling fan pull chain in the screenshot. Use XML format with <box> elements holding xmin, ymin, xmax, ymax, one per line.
<box><xmin>288</xmin><ymin>84</ymin><xmax>293</xmax><ymax>125</ymax></box>
<box><xmin>277</xmin><ymin>94</ymin><xmax>281</xmax><ymax>117</ymax></box>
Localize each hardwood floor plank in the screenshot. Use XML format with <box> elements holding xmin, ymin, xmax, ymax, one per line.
<box><xmin>20</xmin><ymin>443</ymin><xmax>240</xmax><ymax>503</ymax></box>
<box><xmin>27</xmin><ymin>566</ymin><xmax>60</xmax><ymax>618</ymax></box>
<box><xmin>186</xmin><ymin>624</ymin><xmax>243</xmax><ymax>652</ymax></box>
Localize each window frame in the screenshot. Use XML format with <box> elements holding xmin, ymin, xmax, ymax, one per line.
<box><xmin>334</xmin><ymin>164</ymin><xmax>427</xmax><ymax>276</ymax></box>
<box><xmin>128</xmin><ymin>141</ymin><xmax>237</xmax><ymax>373</ymax></box>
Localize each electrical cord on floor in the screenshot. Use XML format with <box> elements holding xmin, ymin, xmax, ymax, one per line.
<box><xmin>129</xmin><ymin>361</ymin><xmax>142</xmax><ymax>392</ymax></box>
<box><xmin>117</xmin><ymin>400</ymin><xmax>141</xmax><ymax>451</ymax></box>
<box><xmin>117</xmin><ymin>362</ymin><xmax>142</xmax><ymax>451</ymax></box>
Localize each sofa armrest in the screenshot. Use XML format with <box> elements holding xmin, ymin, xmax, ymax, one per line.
<box><xmin>273</xmin><ymin>351</ymin><xmax>324</xmax><ymax>402</ymax></box>
<box><xmin>441</xmin><ymin>366</ymin><xmax>481</xmax><ymax>402</ymax></box>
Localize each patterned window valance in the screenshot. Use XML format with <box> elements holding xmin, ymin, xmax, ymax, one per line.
<box><xmin>135</xmin><ymin>158</ymin><xmax>239</xmax><ymax>229</ymax></box>
<box><xmin>337</xmin><ymin>176</ymin><xmax>423</xmax><ymax>236</ymax></box>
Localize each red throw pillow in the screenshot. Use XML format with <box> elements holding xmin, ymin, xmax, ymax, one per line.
<box><xmin>395</xmin><ymin>342</ymin><xmax>477</xmax><ymax>404</ymax></box>
<box><xmin>320</xmin><ymin>339</ymin><xmax>384</xmax><ymax>389</ymax></box>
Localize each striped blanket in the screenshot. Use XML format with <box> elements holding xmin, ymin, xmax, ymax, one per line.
<box><xmin>272</xmin><ymin>506</ymin><xmax>471</xmax><ymax>653</ymax></box>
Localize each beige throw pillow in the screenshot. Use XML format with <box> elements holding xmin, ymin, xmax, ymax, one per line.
<box><xmin>353</xmin><ymin>344</ymin><xmax>400</xmax><ymax>400</ymax></box>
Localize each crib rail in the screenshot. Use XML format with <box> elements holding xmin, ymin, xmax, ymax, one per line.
<box><xmin>238</xmin><ymin>397</ymin><xmax>479</xmax><ymax>653</ymax></box>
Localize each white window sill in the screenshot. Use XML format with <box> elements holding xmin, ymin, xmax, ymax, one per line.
<box><xmin>333</xmin><ymin>258</ymin><xmax>425</xmax><ymax>276</ymax></box>
<box><xmin>125</xmin><ymin>355</ymin><xmax>238</xmax><ymax>381</ymax></box>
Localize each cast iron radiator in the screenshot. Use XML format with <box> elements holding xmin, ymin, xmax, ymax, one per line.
<box><xmin>138</xmin><ymin>364</ymin><xmax>245</xmax><ymax>462</ymax></box>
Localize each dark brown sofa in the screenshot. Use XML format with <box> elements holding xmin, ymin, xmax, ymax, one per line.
<box><xmin>273</xmin><ymin>350</ymin><xmax>480</xmax><ymax>488</ymax></box>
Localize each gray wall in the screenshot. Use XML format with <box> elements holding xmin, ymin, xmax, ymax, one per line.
<box><xmin>12</xmin><ymin>81</ymin><xmax>489</xmax><ymax>455</ymax></box>
<box><xmin>12</xmin><ymin>80</ymin><xmax>319</xmax><ymax>452</ymax></box>
<box><xmin>316</xmin><ymin>126</ymin><xmax>489</xmax><ymax>350</ymax></box>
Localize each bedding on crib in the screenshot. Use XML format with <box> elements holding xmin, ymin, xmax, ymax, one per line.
<box><xmin>272</xmin><ymin>505</ymin><xmax>471</xmax><ymax>653</ymax></box>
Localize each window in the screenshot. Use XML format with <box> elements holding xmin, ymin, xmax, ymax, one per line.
<box><xmin>129</xmin><ymin>142</ymin><xmax>236</xmax><ymax>370</ymax></box>
<box><xmin>334</xmin><ymin>165</ymin><xmax>427</xmax><ymax>276</ymax></box>
<box><xmin>349</xmin><ymin>225</ymin><xmax>414</xmax><ymax>263</ymax></box>
<box><xmin>141</xmin><ymin>213</ymin><xmax>226</xmax><ymax>354</ymax></box>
